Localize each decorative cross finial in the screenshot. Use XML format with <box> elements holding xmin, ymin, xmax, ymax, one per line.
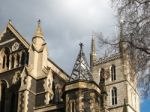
<box><xmin>9</xmin><ymin>19</ymin><xmax>12</xmax><ymax>22</ymax></box>
<box><xmin>79</xmin><ymin>42</ymin><xmax>83</xmax><ymax>50</ymax></box>
<box><xmin>8</xmin><ymin>19</ymin><xmax>12</xmax><ymax>25</ymax></box>
<box><xmin>38</xmin><ymin>19</ymin><xmax>41</xmax><ymax>25</ymax></box>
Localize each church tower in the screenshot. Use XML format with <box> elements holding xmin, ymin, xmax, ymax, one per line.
<box><xmin>63</xmin><ymin>43</ymin><xmax>101</xmax><ymax>112</ymax></box>
<box><xmin>91</xmin><ymin>21</ymin><xmax>140</xmax><ymax>112</ymax></box>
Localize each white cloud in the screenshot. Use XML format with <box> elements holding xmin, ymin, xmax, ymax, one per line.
<box><xmin>0</xmin><ymin>0</ymin><xmax>116</xmax><ymax>74</ymax></box>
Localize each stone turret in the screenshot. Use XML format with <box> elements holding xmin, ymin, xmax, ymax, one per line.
<box><xmin>63</xmin><ymin>43</ymin><xmax>101</xmax><ymax>112</ymax></box>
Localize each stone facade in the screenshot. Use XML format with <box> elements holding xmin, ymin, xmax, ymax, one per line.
<box><xmin>91</xmin><ymin>35</ymin><xmax>140</xmax><ymax>112</ymax></box>
<box><xmin>0</xmin><ymin>21</ymin><xmax>140</xmax><ymax>112</ymax></box>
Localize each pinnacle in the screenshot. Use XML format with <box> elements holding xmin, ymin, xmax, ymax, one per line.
<box><xmin>91</xmin><ymin>36</ymin><xmax>96</xmax><ymax>55</ymax></box>
<box><xmin>34</xmin><ymin>19</ymin><xmax>44</xmax><ymax>38</ymax></box>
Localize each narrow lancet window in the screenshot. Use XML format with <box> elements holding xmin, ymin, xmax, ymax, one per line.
<box><xmin>111</xmin><ymin>87</ymin><xmax>117</xmax><ymax>105</ymax></box>
<box><xmin>111</xmin><ymin>65</ymin><xmax>116</xmax><ymax>81</ymax></box>
<box><xmin>2</xmin><ymin>56</ymin><xmax>6</xmax><ymax>68</ymax></box>
<box><xmin>16</xmin><ymin>54</ymin><xmax>20</xmax><ymax>67</ymax></box>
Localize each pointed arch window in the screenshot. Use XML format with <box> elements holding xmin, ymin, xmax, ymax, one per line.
<box><xmin>21</xmin><ymin>52</ymin><xmax>28</xmax><ymax>65</ymax></box>
<box><xmin>2</xmin><ymin>56</ymin><xmax>6</xmax><ymax>68</ymax></box>
<box><xmin>111</xmin><ymin>65</ymin><xmax>116</xmax><ymax>81</ymax></box>
<box><xmin>11</xmin><ymin>55</ymin><xmax>15</xmax><ymax>69</ymax></box>
<box><xmin>16</xmin><ymin>54</ymin><xmax>20</xmax><ymax>67</ymax></box>
<box><xmin>111</xmin><ymin>87</ymin><xmax>117</xmax><ymax>105</ymax></box>
<box><xmin>2</xmin><ymin>48</ymin><xmax>10</xmax><ymax>69</ymax></box>
<box><xmin>55</xmin><ymin>86</ymin><xmax>60</xmax><ymax>103</ymax></box>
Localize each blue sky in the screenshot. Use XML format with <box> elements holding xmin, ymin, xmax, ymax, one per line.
<box><xmin>141</xmin><ymin>99</ymin><xmax>150</xmax><ymax>112</ymax></box>
<box><xmin>0</xmin><ymin>0</ymin><xmax>149</xmax><ymax>111</ymax></box>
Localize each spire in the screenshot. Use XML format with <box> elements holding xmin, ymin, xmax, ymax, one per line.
<box><xmin>123</xmin><ymin>99</ymin><xmax>128</xmax><ymax>112</ymax></box>
<box><xmin>90</xmin><ymin>35</ymin><xmax>96</xmax><ymax>55</ymax></box>
<box><xmin>70</xmin><ymin>43</ymin><xmax>93</xmax><ymax>81</ymax></box>
<box><xmin>119</xmin><ymin>19</ymin><xmax>125</xmax><ymax>54</ymax></box>
<box><xmin>34</xmin><ymin>20</ymin><xmax>44</xmax><ymax>38</ymax></box>
<box><xmin>90</xmin><ymin>34</ymin><xmax>97</xmax><ymax>70</ymax></box>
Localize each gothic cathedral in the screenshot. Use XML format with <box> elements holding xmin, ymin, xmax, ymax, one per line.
<box><xmin>0</xmin><ymin>21</ymin><xmax>140</xmax><ymax>112</ymax></box>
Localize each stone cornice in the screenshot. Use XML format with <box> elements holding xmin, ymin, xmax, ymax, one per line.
<box><xmin>64</xmin><ymin>80</ymin><xmax>101</xmax><ymax>94</ymax></box>
<box><xmin>95</xmin><ymin>53</ymin><xmax>120</xmax><ymax>65</ymax></box>
<box><xmin>34</xmin><ymin>103</ymin><xmax>64</xmax><ymax>112</ymax></box>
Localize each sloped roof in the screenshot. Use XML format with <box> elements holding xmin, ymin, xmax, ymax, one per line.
<box><xmin>70</xmin><ymin>43</ymin><xmax>93</xmax><ymax>81</ymax></box>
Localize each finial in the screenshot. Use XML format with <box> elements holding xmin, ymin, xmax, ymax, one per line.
<box><xmin>8</xmin><ymin>19</ymin><xmax>12</xmax><ymax>25</ymax></box>
<box><xmin>34</xmin><ymin>19</ymin><xmax>44</xmax><ymax>38</ymax></box>
<box><xmin>9</xmin><ymin>19</ymin><xmax>12</xmax><ymax>22</ymax></box>
<box><xmin>38</xmin><ymin>19</ymin><xmax>41</xmax><ymax>24</ymax></box>
<box><xmin>79</xmin><ymin>42</ymin><xmax>83</xmax><ymax>50</ymax></box>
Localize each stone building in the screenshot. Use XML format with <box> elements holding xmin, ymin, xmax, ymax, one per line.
<box><xmin>0</xmin><ymin>21</ymin><xmax>140</xmax><ymax>112</ymax></box>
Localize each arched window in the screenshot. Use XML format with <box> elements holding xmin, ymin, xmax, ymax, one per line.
<box><xmin>21</xmin><ymin>51</ymin><xmax>29</xmax><ymax>65</ymax></box>
<box><xmin>11</xmin><ymin>55</ymin><xmax>15</xmax><ymax>69</ymax></box>
<box><xmin>2</xmin><ymin>56</ymin><xmax>6</xmax><ymax>68</ymax></box>
<box><xmin>111</xmin><ymin>87</ymin><xmax>117</xmax><ymax>105</ymax></box>
<box><xmin>16</xmin><ymin>54</ymin><xmax>20</xmax><ymax>67</ymax></box>
<box><xmin>55</xmin><ymin>86</ymin><xmax>60</xmax><ymax>103</ymax></box>
<box><xmin>10</xmin><ymin>80</ymin><xmax>20</xmax><ymax>112</ymax></box>
<box><xmin>0</xmin><ymin>80</ymin><xmax>7</xmax><ymax>112</ymax></box>
<box><xmin>21</xmin><ymin>52</ymin><xmax>26</xmax><ymax>65</ymax></box>
<box><xmin>111</xmin><ymin>65</ymin><xmax>116</xmax><ymax>81</ymax></box>
<box><xmin>100</xmin><ymin>68</ymin><xmax>105</xmax><ymax>84</ymax></box>
<box><xmin>2</xmin><ymin>48</ymin><xmax>10</xmax><ymax>69</ymax></box>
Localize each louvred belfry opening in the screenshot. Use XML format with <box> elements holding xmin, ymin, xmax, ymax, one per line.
<box><xmin>70</xmin><ymin>43</ymin><xmax>93</xmax><ymax>81</ymax></box>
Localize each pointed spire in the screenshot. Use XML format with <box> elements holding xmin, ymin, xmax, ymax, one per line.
<box><xmin>70</xmin><ymin>43</ymin><xmax>93</xmax><ymax>81</ymax></box>
<box><xmin>34</xmin><ymin>20</ymin><xmax>44</xmax><ymax>38</ymax></box>
<box><xmin>123</xmin><ymin>99</ymin><xmax>128</xmax><ymax>112</ymax></box>
<box><xmin>119</xmin><ymin>19</ymin><xmax>125</xmax><ymax>54</ymax></box>
<box><xmin>90</xmin><ymin>34</ymin><xmax>96</xmax><ymax>55</ymax></box>
<box><xmin>90</xmin><ymin>34</ymin><xmax>97</xmax><ymax>70</ymax></box>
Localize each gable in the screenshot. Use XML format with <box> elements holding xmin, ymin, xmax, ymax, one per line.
<box><xmin>0</xmin><ymin>22</ymin><xmax>29</xmax><ymax>50</ymax></box>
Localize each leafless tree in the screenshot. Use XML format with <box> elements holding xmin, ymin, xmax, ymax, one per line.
<box><xmin>97</xmin><ymin>0</ymin><xmax>150</xmax><ymax>97</ymax></box>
